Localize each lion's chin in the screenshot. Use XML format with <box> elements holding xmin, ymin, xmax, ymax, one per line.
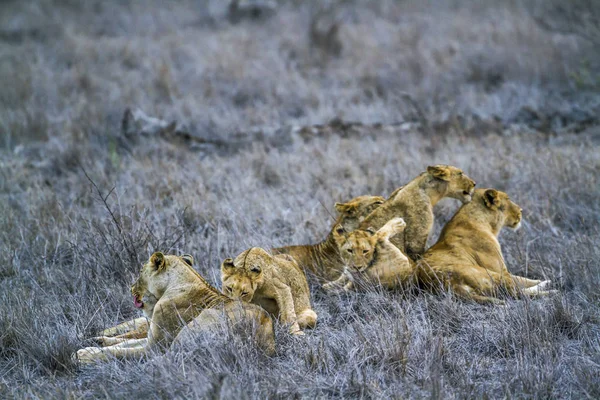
<box><xmin>509</xmin><ymin>221</ymin><xmax>522</xmax><ymax>231</ymax></box>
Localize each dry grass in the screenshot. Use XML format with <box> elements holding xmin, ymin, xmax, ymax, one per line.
<box><xmin>1</xmin><ymin>0</ymin><xmax>599</xmax><ymax>398</ymax></box>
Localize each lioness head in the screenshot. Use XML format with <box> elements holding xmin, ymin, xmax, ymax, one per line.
<box><xmin>334</xmin><ymin>195</ymin><xmax>386</xmax><ymax>231</ymax></box>
<box><xmin>427</xmin><ymin>165</ymin><xmax>476</xmax><ymax>203</ymax></box>
<box><xmin>479</xmin><ymin>188</ymin><xmax>523</xmax><ymax>230</ymax></box>
<box><xmin>332</xmin><ymin>225</ymin><xmax>377</xmax><ymax>272</ymax></box>
<box><xmin>221</xmin><ymin>247</ymin><xmax>272</xmax><ymax>302</ymax></box>
<box><xmin>130</xmin><ymin>252</ymin><xmax>195</xmax><ymax>316</ymax></box>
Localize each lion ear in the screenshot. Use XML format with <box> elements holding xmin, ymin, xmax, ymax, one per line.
<box><xmin>221</xmin><ymin>258</ymin><xmax>235</xmax><ymax>272</ymax></box>
<box><xmin>483</xmin><ymin>189</ymin><xmax>501</xmax><ymax>210</ymax></box>
<box><xmin>334</xmin><ymin>202</ymin><xmax>356</xmax><ymax>215</ymax></box>
<box><xmin>151</xmin><ymin>252</ymin><xmax>166</xmax><ymax>271</ymax></box>
<box><xmin>427</xmin><ymin>165</ymin><xmax>451</xmax><ymax>181</ymax></box>
<box><xmin>181</xmin><ymin>254</ymin><xmax>194</xmax><ymax>266</ymax></box>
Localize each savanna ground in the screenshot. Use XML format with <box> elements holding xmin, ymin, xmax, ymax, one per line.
<box><xmin>1</xmin><ymin>0</ymin><xmax>600</xmax><ymax>398</ymax></box>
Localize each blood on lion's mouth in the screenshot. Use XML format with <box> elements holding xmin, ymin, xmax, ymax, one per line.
<box><xmin>133</xmin><ymin>295</ymin><xmax>144</xmax><ymax>309</ymax></box>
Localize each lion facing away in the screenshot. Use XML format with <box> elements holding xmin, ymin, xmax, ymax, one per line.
<box><xmin>417</xmin><ymin>189</ymin><xmax>556</xmax><ymax>304</ymax></box>
<box><xmin>221</xmin><ymin>247</ymin><xmax>317</xmax><ymax>335</ymax></box>
<box><xmin>273</xmin><ymin>194</ymin><xmax>385</xmax><ymax>281</ymax></box>
<box><xmin>76</xmin><ymin>253</ymin><xmax>275</xmax><ymax>363</ymax></box>
<box><xmin>324</xmin><ymin>218</ymin><xmax>415</xmax><ymax>292</ymax></box>
<box><xmin>359</xmin><ymin>165</ymin><xmax>476</xmax><ymax>260</ymax></box>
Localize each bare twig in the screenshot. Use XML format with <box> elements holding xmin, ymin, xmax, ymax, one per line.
<box><xmin>80</xmin><ymin>166</ymin><xmax>138</xmax><ymax>264</ymax></box>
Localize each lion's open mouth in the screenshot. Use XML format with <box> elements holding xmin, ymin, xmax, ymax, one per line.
<box><xmin>133</xmin><ymin>295</ymin><xmax>144</xmax><ymax>308</ymax></box>
<box><xmin>463</xmin><ymin>190</ymin><xmax>471</xmax><ymax>196</ymax></box>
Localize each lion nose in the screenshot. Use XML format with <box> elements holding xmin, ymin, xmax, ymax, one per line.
<box><xmin>472</xmin><ymin>181</ymin><xmax>476</xmax><ymax>187</ymax></box>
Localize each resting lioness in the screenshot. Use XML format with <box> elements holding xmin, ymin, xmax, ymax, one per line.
<box><xmin>221</xmin><ymin>247</ymin><xmax>317</xmax><ymax>335</ymax></box>
<box><xmin>359</xmin><ymin>165</ymin><xmax>476</xmax><ymax>260</ymax></box>
<box><xmin>273</xmin><ymin>195</ymin><xmax>385</xmax><ymax>281</ymax></box>
<box><xmin>76</xmin><ymin>252</ymin><xmax>275</xmax><ymax>363</ymax></box>
<box><xmin>323</xmin><ymin>218</ymin><xmax>415</xmax><ymax>292</ymax></box>
<box><xmin>417</xmin><ymin>189</ymin><xmax>556</xmax><ymax>304</ymax></box>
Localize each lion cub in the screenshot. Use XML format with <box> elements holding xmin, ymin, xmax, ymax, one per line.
<box><xmin>418</xmin><ymin>189</ymin><xmax>556</xmax><ymax>304</ymax></box>
<box><xmin>221</xmin><ymin>247</ymin><xmax>317</xmax><ymax>335</ymax></box>
<box><xmin>324</xmin><ymin>218</ymin><xmax>415</xmax><ymax>292</ymax></box>
<box><xmin>360</xmin><ymin>165</ymin><xmax>476</xmax><ymax>260</ymax></box>
<box><xmin>76</xmin><ymin>253</ymin><xmax>275</xmax><ymax>363</ymax></box>
<box><xmin>273</xmin><ymin>194</ymin><xmax>385</xmax><ymax>281</ymax></box>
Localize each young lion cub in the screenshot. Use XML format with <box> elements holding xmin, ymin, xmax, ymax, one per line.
<box><xmin>273</xmin><ymin>194</ymin><xmax>385</xmax><ymax>281</ymax></box>
<box><xmin>221</xmin><ymin>247</ymin><xmax>317</xmax><ymax>335</ymax></box>
<box><xmin>324</xmin><ymin>218</ymin><xmax>415</xmax><ymax>292</ymax></box>
<box><xmin>417</xmin><ymin>189</ymin><xmax>556</xmax><ymax>304</ymax></box>
<box><xmin>359</xmin><ymin>165</ymin><xmax>476</xmax><ymax>260</ymax></box>
<box><xmin>76</xmin><ymin>253</ymin><xmax>275</xmax><ymax>363</ymax></box>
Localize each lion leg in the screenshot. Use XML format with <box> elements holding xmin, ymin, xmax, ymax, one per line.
<box><xmin>97</xmin><ymin>317</ymin><xmax>149</xmax><ymax>338</ymax></box>
<box><xmin>93</xmin><ymin>317</ymin><xmax>149</xmax><ymax>346</ymax></box>
<box><xmin>76</xmin><ymin>338</ymin><xmax>149</xmax><ymax>364</ymax></box>
<box><xmin>274</xmin><ymin>286</ymin><xmax>303</xmax><ymax>335</ymax></box>
<box><xmin>452</xmin><ymin>284</ymin><xmax>506</xmax><ymax>305</ymax></box>
<box><xmin>255</xmin><ymin>309</ymin><xmax>276</xmax><ymax>356</ymax></box>
<box><xmin>522</xmin><ymin>281</ymin><xmax>559</xmax><ymax>297</ymax></box>
<box><xmin>474</xmin><ymin>270</ymin><xmax>554</xmax><ymax>300</ymax></box>
<box><xmin>402</xmin><ymin>218</ymin><xmax>431</xmax><ymax>260</ymax></box>
<box><xmin>93</xmin><ymin>336</ymin><xmax>133</xmax><ymax>347</ymax></box>
<box><xmin>508</xmin><ymin>274</ymin><xmax>544</xmax><ymax>289</ymax></box>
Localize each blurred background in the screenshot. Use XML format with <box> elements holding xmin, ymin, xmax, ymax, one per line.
<box><xmin>2</xmin><ymin>0</ymin><xmax>599</xmax><ymax>149</ymax></box>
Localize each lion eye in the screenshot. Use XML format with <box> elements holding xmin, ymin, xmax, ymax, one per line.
<box><xmin>347</xmin><ymin>249</ymin><xmax>353</xmax><ymax>254</ymax></box>
<box><xmin>362</xmin><ymin>249</ymin><xmax>369</xmax><ymax>255</ymax></box>
<box><xmin>241</xmin><ymin>291</ymin><xmax>248</xmax><ymax>296</ymax></box>
<box><xmin>225</xmin><ymin>287</ymin><xmax>232</xmax><ymax>293</ymax></box>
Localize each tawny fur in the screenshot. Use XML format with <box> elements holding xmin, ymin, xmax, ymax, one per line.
<box><xmin>221</xmin><ymin>247</ymin><xmax>317</xmax><ymax>335</ymax></box>
<box><xmin>417</xmin><ymin>188</ymin><xmax>556</xmax><ymax>304</ymax></box>
<box><xmin>273</xmin><ymin>195</ymin><xmax>385</xmax><ymax>281</ymax></box>
<box><xmin>359</xmin><ymin>165</ymin><xmax>476</xmax><ymax>260</ymax></box>
<box><xmin>324</xmin><ymin>218</ymin><xmax>415</xmax><ymax>292</ymax></box>
<box><xmin>76</xmin><ymin>253</ymin><xmax>275</xmax><ymax>363</ymax></box>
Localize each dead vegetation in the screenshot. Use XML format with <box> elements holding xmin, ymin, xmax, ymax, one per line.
<box><xmin>1</xmin><ymin>0</ymin><xmax>599</xmax><ymax>398</ymax></box>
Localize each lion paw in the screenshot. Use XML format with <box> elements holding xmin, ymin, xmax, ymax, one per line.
<box><xmin>535</xmin><ymin>280</ymin><xmax>552</xmax><ymax>290</ymax></box>
<box><xmin>76</xmin><ymin>347</ymin><xmax>105</xmax><ymax>364</ymax></box>
<box><xmin>388</xmin><ymin>217</ymin><xmax>407</xmax><ymax>232</ymax></box>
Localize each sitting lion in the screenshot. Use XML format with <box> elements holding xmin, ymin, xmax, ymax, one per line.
<box><xmin>323</xmin><ymin>218</ymin><xmax>415</xmax><ymax>292</ymax></box>
<box><xmin>76</xmin><ymin>252</ymin><xmax>275</xmax><ymax>363</ymax></box>
<box><xmin>417</xmin><ymin>188</ymin><xmax>556</xmax><ymax>304</ymax></box>
<box><xmin>221</xmin><ymin>247</ymin><xmax>317</xmax><ymax>335</ymax></box>
<box><xmin>359</xmin><ymin>165</ymin><xmax>476</xmax><ymax>260</ymax></box>
<box><xmin>273</xmin><ymin>194</ymin><xmax>385</xmax><ymax>281</ymax></box>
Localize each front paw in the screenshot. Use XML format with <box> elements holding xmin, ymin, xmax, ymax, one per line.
<box><xmin>76</xmin><ymin>347</ymin><xmax>105</xmax><ymax>364</ymax></box>
<box><xmin>388</xmin><ymin>217</ymin><xmax>407</xmax><ymax>232</ymax></box>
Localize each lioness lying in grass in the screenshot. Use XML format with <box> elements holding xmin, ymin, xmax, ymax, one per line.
<box><xmin>417</xmin><ymin>189</ymin><xmax>557</xmax><ymax>304</ymax></box>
